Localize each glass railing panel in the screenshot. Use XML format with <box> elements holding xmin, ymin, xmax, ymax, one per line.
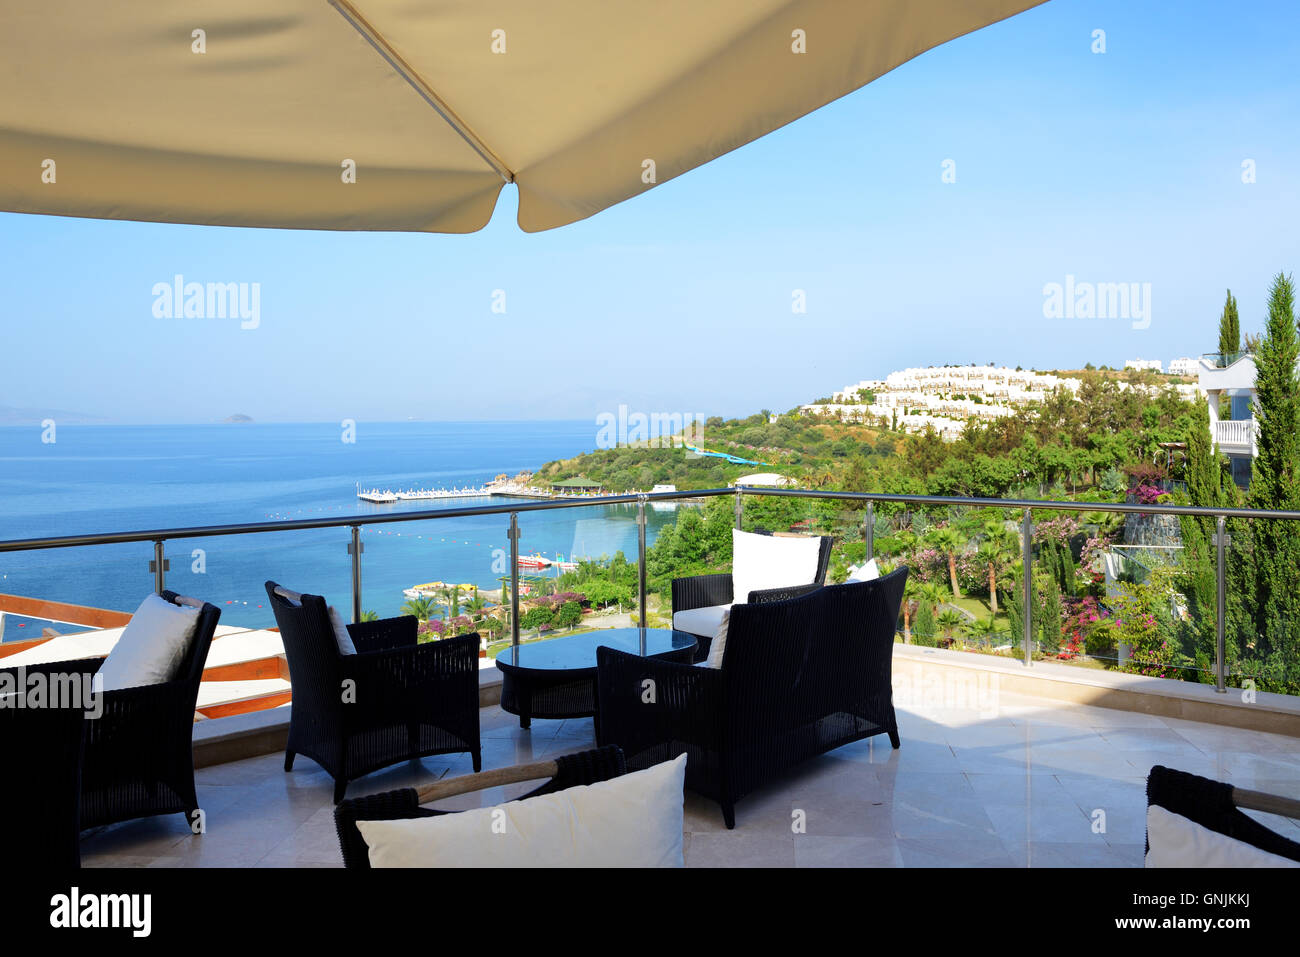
<box><xmin>166</xmin><ymin>528</ymin><xmax>350</xmax><ymax>632</ymax></box>
<box><xmin>1224</xmin><ymin>515</ymin><xmax>1300</xmax><ymax>697</ymax></box>
<box><xmin>0</xmin><ymin>541</ymin><xmax>154</xmax><ymax>650</ymax></box>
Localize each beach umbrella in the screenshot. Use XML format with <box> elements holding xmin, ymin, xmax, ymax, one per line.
<box><xmin>0</xmin><ymin>0</ymin><xmax>1044</xmax><ymax>234</ymax></box>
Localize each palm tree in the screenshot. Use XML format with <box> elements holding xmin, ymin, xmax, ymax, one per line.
<box><xmin>937</xmin><ymin>608</ymin><xmax>965</xmax><ymax>644</ymax></box>
<box><xmin>918</xmin><ymin>581</ymin><xmax>949</xmax><ymax>609</ymax></box>
<box><xmin>463</xmin><ymin>587</ymin><xmax>487</xmax><ymax>622</ymax></box>
<box><xmin>360</xmin><ymin>610</ymin><xmax>379</xmax><ymax>622</ymax></box>
<box><xmin>925</xmin><ymin>526</ymin><xmax>967</xmax><ymax>597</ymax></box>
<box><xmin>900</xmin><ymin>577</ymin><xmax>921</xmax><ymax>643</ymax></box>
<box><xmin>974</xmin><ymin>541</ymin><xmax>1005</xmax><ymax>614</ymax></box>
<box><xmin>438</xmin><ymin>584</ymin><xmax>460</xmax><ymax>619</ymax></box>
<box><xmin>400</xmin><ymin>595</ymin><xmax>437</xmax><ymax>621</ymax></box>
<box><xmin>964</xmin><ymin>614</ymin><xmax>1000</xmax><ymax>645</ymax></box>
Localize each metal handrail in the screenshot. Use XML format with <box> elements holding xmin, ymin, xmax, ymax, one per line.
<box><xmin>3</xmin><ymin>484</ymin><xmax>1295</xmax><ymax>692</ymax></box>
<box><xmin>3</xmin><ymin>485</ymin><xmax>1299</xmax><ymax>554</ymax></box>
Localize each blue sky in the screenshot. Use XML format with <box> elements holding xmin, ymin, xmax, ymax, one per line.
<box><xmin>3</xmin><ymin>0</ymin><xmax>1299</xmax><ymax>424</ymax></box>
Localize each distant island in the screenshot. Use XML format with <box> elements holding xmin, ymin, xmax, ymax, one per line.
<box><xmin>222</xmin><ymin>414</ymin><xmax>254</xmax><ymax>423</ymax></box>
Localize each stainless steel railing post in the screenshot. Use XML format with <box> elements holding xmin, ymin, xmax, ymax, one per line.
<box><xmin>349</xmin><ymin>525</ymin><xmax>363</xmax><ymax>624</ymax></box>
<box><xmin>1215</xmin><ymin>514</ymin><xmax>1228</xmax><ymax>693</ymax></box>
<box><xmin>637</xmin><ymin>496</ymin><xmax>648</xmax><ymax>629</ymax></box>
<box><xmin>509</xmin><ymin>512</ymin><xmax>520</xmax><ymax>647</ymax></box>
<box><xmin>865</xmin><ymin>501</ymin><xmax>875</xmax><ymax>559</ymax></box>
<box><xmin>1022</xmin><ymin>509</ymin><xmax>1033</xmax><ymax>667</ymax></box>
<box><xmin>151</xmin><ymin>540</ymin><xmax>166</xmax><ymax>594</ymax></box>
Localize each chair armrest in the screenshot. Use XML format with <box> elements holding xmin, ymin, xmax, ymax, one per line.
<box><xmin>745</xmin><ymin>582</ymin><xmax>821</xmax><ymax>605</ymax></box>
<box><xmin>596</xmin><ymin>646</ymin><xmax>725</xmax><ymax>753</ymax></box>
<box><xmin>86</xmin><ymin>677</ymin><xmax>198</xmax><ymax>738</ymax></box>
<box><xmin>0</xmin><ymin>657</ymin><xmax>102</xmax><ymax>681</ymax></box>
<box><xmin>671</xmin><ymin>573</ymin><xmax>733</xmax><ymax>614</ymax></box>
<box><xmin>347</xmin><ymin>615</ymin><xmax>418</xmax><ymax>653</ymax></box>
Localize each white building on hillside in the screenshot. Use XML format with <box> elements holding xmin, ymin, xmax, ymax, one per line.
<box><xmin>1197</xmin><ymin>354</ymin><xmax>1259</xmax><ymax>488</ymax></box>
<box><xmin>1125</xmin><ymin>358</ymin><xmax>1163</xmax><ymax>372</ymax></box>
<box><xmin>1168</xmin><ymin>357</ymin><xmax>1198</xmax><ymax>376</ymax></box>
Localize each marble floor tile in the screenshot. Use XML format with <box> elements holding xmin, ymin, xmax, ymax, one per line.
<box><xmin>77</xmin><ymin>698</ymin><xmax>1300</xmax><ymax>868</ymax></box>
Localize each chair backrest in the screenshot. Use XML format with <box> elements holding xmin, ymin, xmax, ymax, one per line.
<box><xmin>813</xmin><ymin>535</ymin><xmax>834</xmax><ymax>584</ymax></box>
<box><xmin>334</xmin><ymin>746</ymin><xmax>627</xmax><ymax>868</ymax></box>
<box><xmin>264</xmin><ymin>581</ymin><xmax>342</xmax><ymax>713</ymax></box>
<box><xmin>158</xmin><ymin>589</ymin><xmax>220</xmax><ymax>688</ymax></box>
<box><xmin>1146</xmin><ymin>764</ymin><xmax>1300</xmax><ymax>863</ymax></box>
<box><xmin>721</xmin><ymin>567</ymin><xmax>908</xmax><ymax>729</ymax></box>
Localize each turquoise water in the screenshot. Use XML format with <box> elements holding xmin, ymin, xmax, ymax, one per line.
<box><xmin>0</xmin><ymin>422</ymin><xmax>679</xmax><ymax>631</ymax></box>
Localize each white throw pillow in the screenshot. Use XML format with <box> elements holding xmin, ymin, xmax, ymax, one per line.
<box><xmin>96</xmin><ymin>594</ymin><xmax>201</xmax><ymax>692</ymax></box>
<box><xmin>702</xmin><ymin>608</ymin><xmax>730</xmax><ymax>669</ymax></box>
<box><xmin>848</xmin><ymin>558</ymin><xmax>880</xmax><ymax>582</ymax></box>
<box><xmin>1145</xmin><ymin>804</ymin><xmax>1300</xmax><ymax>868</ymax></box>
<box><xmin>327</xmin><ymin>605</ymin><xmax>358</xmax><ymax>656</ymax></box>
<box><xmin>672</xmin><ymin>603</ymin><xmax>731</xmax><ymax>638</ymax></box>
<box><xmin>731</xmin><ymin>529</ymin><xmax>821</xmax><ymax>604</ymax></box>
<box><xmin>357</xmin><ymin>753</ymin><xmax>687</xmax><ymax>867</ymax></box>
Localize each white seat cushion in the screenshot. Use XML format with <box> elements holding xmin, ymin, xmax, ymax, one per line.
<box><xmin>731</xmin><ymin>529</ymin><xmax>821</xmax><ymax>603</ymax></box>
<box><xmin>672</xmin><ymin>603</ymin><xmax>731</xmax><ymax>637</ymax></box>
<box><xmin>96</xmin><ymin>594</ymin><xmax>201</xmax><ymax>692</ymax></box>
<box><xmin>848</xmin><ymin>558</ymin><xmax>880</xmax><ymax>582</ymax></box>
<box><xmin>702</xmin><ymin>608</ymin><xmax>731</xmax><ymax>669</ymax></box>
<box><xmin>356</xmin><ymin>753</ymin><xmax>687</xmax><ymax>867</ymax></box>
<box><xmin>1145</xmin><ymin>804</ymin><xmax>1300</xmax><ymax>868</ymax></box>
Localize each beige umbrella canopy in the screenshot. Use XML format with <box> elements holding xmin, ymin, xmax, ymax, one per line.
<box><xmin>0</xmin><ymin>0</ymin><xmax>1044</xmax><ymax>233</ymax></box>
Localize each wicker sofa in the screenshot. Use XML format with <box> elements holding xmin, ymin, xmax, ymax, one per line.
<box><xmin>266</xmin><ymin>582</ymin><xmax>481</xmax><ymax>802</ymax></box>
<box><xmin>671</xmin><ymin>533</ymin><xmax>834</xmax><ymax>662</ymax></box>
<box><xmin>597</xmin><ymin>568</ymin><xmax>908</xmax><ymax>828</ymax></box>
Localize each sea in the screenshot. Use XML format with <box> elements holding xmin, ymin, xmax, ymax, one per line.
<box><xmin>0</xmin><ymin>421</ymin><xmax>682</xmax><ymax>636</ymax></box>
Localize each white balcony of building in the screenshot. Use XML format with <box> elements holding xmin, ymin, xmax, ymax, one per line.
<box><xmin>1214</xmin><ymin>417</ymin><xmax>1258</xmax><ymax>456</ymax></box>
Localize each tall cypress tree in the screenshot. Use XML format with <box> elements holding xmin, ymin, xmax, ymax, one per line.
<box><xmin>1218</xmin><ymin>289</ymin><xmax>1241</xmax><ymax>359</ymax></box>
<box><xmin>1180</xmin><ymin>398</ymin><xmax>1233</xmax><ymax>677</ymax></box>
<box><xmin>1243</xmin><ymin>273</ymin><xmax>1300</xmax><ymax>691</ymax></box>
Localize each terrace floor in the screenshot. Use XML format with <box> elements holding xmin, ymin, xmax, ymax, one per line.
<box><xmin>80</xmin><ymin>691</ymin><xmax>1300</xmax><ymax>868</ymax></box>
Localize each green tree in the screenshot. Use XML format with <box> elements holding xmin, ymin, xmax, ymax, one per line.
<box><xmin>925</xmin><ymin>525</ymin><xmax>967</xmax><ymax>596</ymax></box>
<box><xmin>937</xmin><ymin>608</ymin><xmax>965</xmax><ymax>641</ymax></box>
<box><xmin>555</xmin><ymin>601</ymin><xmax>583</xmax><ymax>629</ymax></box>
<box><xmin>1238</xmin><ymin>272</ymin><xmax>1300</xmax><ymax>692</ymax></box>
<box><xmin>1218</xmin><ymin>288</ymin><xmax>1240</xmax><ymax>359</ymax></box>
<box><xmin>401</xmin><ymin>595</ymin><xmax>437</xmax><ymax>621</ymax></box>
<box><xmin>1179</xmin><ymin>398</ymin><xmax>1233</xmax><ymax>678</ymax></box>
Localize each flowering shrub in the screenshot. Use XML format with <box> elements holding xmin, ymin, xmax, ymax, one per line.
<box><xmin>1125</xmin><ymin>640</ymin><xmax>1183</xmax><ymax>679</ymax></box>
<box><xmin>532</xmin><ymin>591</ymin><xmax>588</xmax><ymax>610</ymax></box>
<box><xmin>1062</xmin><ymin>596</ymin><xmax>1111</xmax><ymax>659</ymax></box>
<box><xmin>1033</xmin><ymin>516</ymin><xmax>1080</xmax><ymax>547</ymax></box>
<box><xmin>1128</xmin><ymin>484</ymin><xmax>1171</xmax><ymax>506</ymax></box>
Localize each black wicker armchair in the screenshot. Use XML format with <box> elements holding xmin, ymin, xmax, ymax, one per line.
<box><xmin>266</xmin><ymin>582</ymin><xmax>481</xmax><ymax>803</ymax></box>
<box><xmin>598</xmin><ymin>567</ymin><xmax>908</xmax><ymax>828</ymax></box>
<box><xmin>334</xmin><ymin>745</ymin><xmax>627</xmax><ymax>868</ymax></box>
<box><xmin>671</xmin><ymin>534</ymin><xmax>834</xmax><ymax>662</ymax></box>
<box><xmin>0</xmin><ymin>590</ymin><xmax>220</xmax><ymax>834</ymax></box>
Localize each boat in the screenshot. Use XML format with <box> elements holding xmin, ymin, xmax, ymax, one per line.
<box><xmin>516</xmin><ymin>554</ymin><xmax>551</xmax><ymax>569</ymax></box>
<box><xmin>403</xmin><ymin>581</ymin><xmax>481</xmax><ymax>599</ymax></box>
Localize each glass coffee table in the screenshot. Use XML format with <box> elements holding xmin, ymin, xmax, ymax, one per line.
<box><xmin>494</xmin><ymin>628</ymin><xmax>698</xmax><ymax>730</ymax></box>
